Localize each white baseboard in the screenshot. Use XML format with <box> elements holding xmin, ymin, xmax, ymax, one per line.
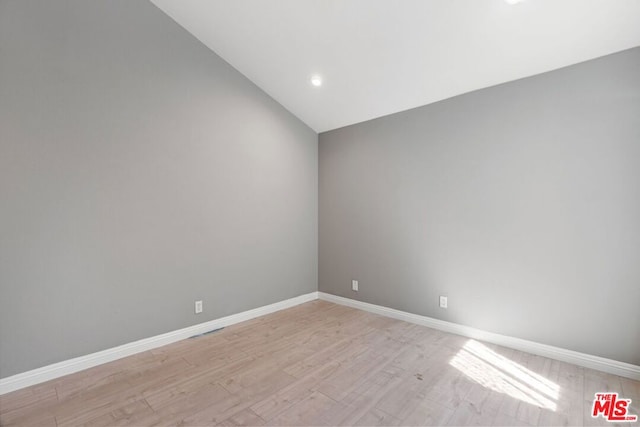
<box><xmin>3</xmin><ymin>289</ymin><xmax>637</xmax><ymax>395</ymax></box>
<box><xmin>318</xmin><ymin>292</ymin><xmax>640</xmax><ymax>381</ymax></box>
<box><xmin>0</xmin><ymin>291</ymin><xmax>319</xmax><ymax>395</ymax></box>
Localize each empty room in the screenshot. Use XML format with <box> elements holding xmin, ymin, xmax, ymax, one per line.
<box><xmin>0</xmin><ymin>0</ymin><xmax>639</xmax><ymax>426</ymax></box>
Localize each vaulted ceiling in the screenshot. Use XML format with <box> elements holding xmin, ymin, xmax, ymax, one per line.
<box><xmin>151</xmin><ymin>0</ymin><xmax>640</xmax><ymax>132</ymax></box>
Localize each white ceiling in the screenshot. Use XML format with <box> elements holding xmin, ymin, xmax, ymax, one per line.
<box><xmin>151</xmin><ymin>0</ymin><xmax>640</xmax><ymax>132</ymax></box>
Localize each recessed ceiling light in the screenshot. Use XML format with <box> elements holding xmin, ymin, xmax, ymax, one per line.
<box><xmin>504</xmin><ymin>0</ymin><xmax>524</xmax><ymax>4</ymax></box>
<box><xmin>310</xmin><ymin>75</ymin><xmax>323</xmax><ymax>87</ymax></box>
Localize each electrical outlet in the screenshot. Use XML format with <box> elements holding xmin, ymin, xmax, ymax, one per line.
<box><xmin>439</xmin><ymin>296</ymin><xmax>448</xmax><ymax>309</ymax></box>
<box><xmin>352</xmin><ymin>280</ymin><xmax>359</xmax><ymax>291</ymax></box>
<box><xmin>195</xmin><ymin>300</ymin><xmax>203</xmax><ymax>314</ymax></box>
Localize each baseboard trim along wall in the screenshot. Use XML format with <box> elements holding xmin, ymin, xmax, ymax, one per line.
<box><xmin>0</xmin><ymin>292</ymin><xmax>319</xmax><ymax>395</ymax></box>
<box><xmin>2</xmin><ymin>289</ymin><xmax>638</xmax><ymax>395</ymax></box>
<box><xmin>317</xmin><ymin>292</ymin><xmax>640</xmax><ymax>381</ymax></box>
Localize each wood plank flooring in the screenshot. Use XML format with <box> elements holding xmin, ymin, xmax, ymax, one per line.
<box><xmin>1</xmin><ymin>300</ymin><xmax>638</xmax><ymax>426</ymax></box>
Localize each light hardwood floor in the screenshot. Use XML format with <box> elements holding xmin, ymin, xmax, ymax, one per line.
<box><xmin>1</xmin><ymin>300</ymin><xmax>638</xmax><ymax>426</ymax></box>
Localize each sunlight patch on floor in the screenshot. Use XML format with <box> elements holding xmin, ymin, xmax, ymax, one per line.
<box><xmin>450</xmin><ymin>340</ymin><xmax>559</xmax><ymax>411</ymax></box>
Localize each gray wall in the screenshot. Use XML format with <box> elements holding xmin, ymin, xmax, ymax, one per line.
<box><xmin>0</xmin><ymin>0</ymin><xmax>317</xmax><ymax>378</ymax></box>
<box><xmin>319</xmin><ymin>48</ymin><xmax>640</xmax><ymax>365</ymax></box>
